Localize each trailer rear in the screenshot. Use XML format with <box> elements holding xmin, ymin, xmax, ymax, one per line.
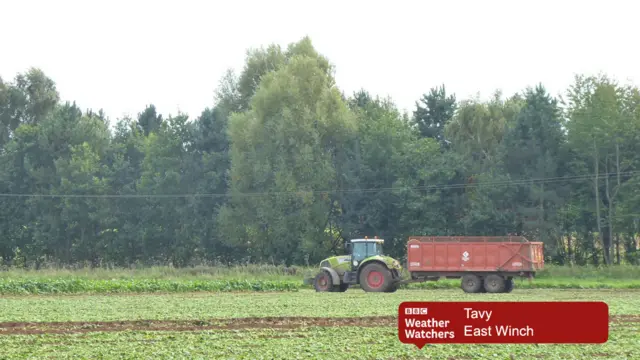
<box><xmin>405</xmin><ymin>236</ymin><xmax>544</xmax><ymax>293</ymax></box>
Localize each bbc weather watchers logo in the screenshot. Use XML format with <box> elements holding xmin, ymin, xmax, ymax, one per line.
<box><xmin>405</xmin><ymin>307</ymin><xmax>428</xmax><ymax>315</ymax></box>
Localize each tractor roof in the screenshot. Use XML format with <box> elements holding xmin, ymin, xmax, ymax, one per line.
<box><xmin>351</xmin><ymin>238</ymin><xmax>384</xmax><ymax>243</ymax></box>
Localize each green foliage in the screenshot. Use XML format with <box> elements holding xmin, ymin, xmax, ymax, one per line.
<box><xmin>1</xmin><ymin>264</ymin><xmax>638</xmax><ymax>295</ymax></box>
<box><xmin>220</xmin><ymin>38</ymin><xmax>357</xmax><ymax>265</ymax></box>
<box><xmin>0</xmin><ymin>278</ymin><xmax>300</xmax><ymax>295</ymax></box>
<box><xmin>0</xmin><ymin>264</ymin><xmax>306</xmax><ymax>280</ymax></box>
<box><xmin>1</xmin><ymin>37</ymin><xmax>640</xmax><ymax>268</ymax></box>
<box><xmin>412</xmin><ymin>84</ymin><xmax>456</xmax><ymax>142</ymax></box>
<box><xmin>500</xmin><ymin>85</ymin><xmax>568</xmax><ymax>255</ymax></box>
<box><xmin>402</xmin><ymin>279</ymin><xmax>640</xmax><ymax>290</ymax></box>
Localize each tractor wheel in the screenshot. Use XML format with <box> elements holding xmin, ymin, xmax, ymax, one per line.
<box><xmin>504</xmin><ymin>278</ymin><xmax>514</xmax><ymax>293</ymax></box>
<box><xmin>359</xmin><ymin>263</ymin><xmax>392</xmax><ymax>292</ymax></box>
<box><xmin>461</xmin><ymin>274</ymin><xmax>483</xmax><ymax>293</ymax></box>
<box><xmin>484</xmin><ymin>274</ymin><xmax>506</xmax><ymax>293</ymax></box>
<box><xmin>337</xmin><ymin>282</ymin><xmax>349</xmax><ymax>292</ymax></box>
<box><xmin>313</xmin><ymin>271</ymin><xmax>334</xmax><ymax>292</ymax></box>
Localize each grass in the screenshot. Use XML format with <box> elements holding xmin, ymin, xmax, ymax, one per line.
<box><xmin>404</xmin><ymin>278</ymin><xmax>640</xmax><ymax>290</ymax></box>
<box><xmin>5</xmin><ymin>263</ymin><xmax>640</xmax><ymax>280</ymax></box>
<box><xmin>0</xmin><ymin>278</ymin><xmax>300</xmax><ymax>295</ymax></box>
<box><xmin>1</xmin><ymin>277</ymin><xmax>639</xmax><ymax>295</ymax></box>
<box><xmin>536</xmin><ymin>264</ymin><xmax>640</xmax><ymax>280</ymax></box>
<box><xmin>1</xmin><ymin>264</ymin><xmax>640</xmax><ymax>294</ymax></box>
<box><xmin>0</xmin><ymin>264</ymin><xmax>303</xmax><ymax>281</ymax></box>
<box><xmin>0</xmin><ymin>289</ymin><xmax>638</xmax><ymax>359</ymax></box>
<box><xmin>0</xmin><ymin>289</ymin><xmax>637</xmax><ymax>321</ymax></box>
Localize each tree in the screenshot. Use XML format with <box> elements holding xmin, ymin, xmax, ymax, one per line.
<box><xmin>137</xmin><ymin>104</ymin><xmax>163</xmax><ymax>136</ymax></box>
<box><xmin>2</xmin><ymin>42</ymin><xmax>640</xmax><ymax>269</ymax></box>
<box><xmin>564</xmin><ymin>74</ymin><xmax>639</xmax><ymax>265</ymax></box>
<box><xmin>444</xmin><ymin>91</ymin><xmax>524</xmax><ymax>171</ymax></box>
<box><xmin>413</xmin><ymin>85</ymin><xmax>456</xmax><ymax>143</ymax></box>
<box><xmin>0</xmin><ymin>68</ymin><xmax>59</xmax><ymax>149</ymax></box>
<box><xmin>219</xmin><ymin>37</ymin><xmax>356</xmax><ymax>265</ymax></box>
<box><xmin>501</xmin><ymin>85</ymin><xmax>568</xmax><ymax>256</ymax></box>
<box><xmin>443</xmin><ymin>91</ymin><xmax>525</xmax><ymax>236</ymax></box>
<box><xmin>187</xmin><ymin>106</ymin><xmax>231</xmax><ymax>262</ymax></box>
<box><xmin>337</xmin><ymin>91</ymin><xmax>417</xmax><ymax>258</ymax></box>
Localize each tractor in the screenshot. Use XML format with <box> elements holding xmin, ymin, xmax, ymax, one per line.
<box><xmin>304</xmin><ymin>237</ymin><xmax>403</xmax><ymax>292</ymax></box>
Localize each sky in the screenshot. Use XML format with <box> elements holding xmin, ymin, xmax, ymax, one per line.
<box><xmin>2</xmin><ymin>0</ymin><xmax>639</xmax><ymax>123</ymax></box>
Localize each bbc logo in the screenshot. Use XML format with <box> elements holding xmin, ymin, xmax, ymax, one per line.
<box><xmin>405</xmin><ymin>307</ymin><xmax>428</xmax><ymax>315</ymax></box>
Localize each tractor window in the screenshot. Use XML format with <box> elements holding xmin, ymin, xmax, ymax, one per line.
<box><xmin>352</xmin><ymin>243</ymin><xmax>367</xmax><ymax>262</ymax></box>
<box><xmin>351</xmin><ymin>242</ymin><xmax>383</xmax><ymax>262</ymax></box>
<box><xmin>366</xmin><ymin>242</ymin><xmax>383</xmax><ymax>256</ymax></box>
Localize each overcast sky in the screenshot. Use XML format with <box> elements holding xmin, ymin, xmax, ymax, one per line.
<box><xmin>3</xmin><ymin>0</ymin><xmax>639</xmax><ymax>122</ymax></box>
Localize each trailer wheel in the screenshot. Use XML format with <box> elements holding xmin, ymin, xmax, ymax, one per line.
<box><xmin>359</xmin><ymin>263</ymin><xmax>392</xmax><ymax>292</ymax></box>
<box><xmin>504</xmin><ymin>278</ymin><xmax>514</xmax><ymax>293</ymax></box>
<box><xmin>484</xmin><ymin>274</ymin><xmax>506</xmax><ymax>293</ymax></box>
<box><xmin>461</xmin><ymin>274</ymin><xmax>483</xmax><ymax>293</ymax></box>
<box><xmin>314</xmin><ymin>271</ymin><xmax>334</xmax><ymax>292</ymax></box>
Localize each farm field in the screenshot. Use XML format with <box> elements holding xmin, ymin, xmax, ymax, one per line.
<box><xmin>3</xmin><ymin>264</ymin><xmax>640</xmax><ymax>295</ymax></box>
<box><xmin>0</xmin><ymin>289</ymin><xmax>638</xmax><ymax>359</ymax></box>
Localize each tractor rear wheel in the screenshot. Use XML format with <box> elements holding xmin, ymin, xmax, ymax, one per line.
<box><xmin>313</xmin><ymin>271</ymin><xmax>334</xmax><ymax>292</ymax></box>
<box><xmin>461</xmin><ymin>274</ymin><xmax>483</xmax><ymax>293</ymax></box>
<box><xmin>359</xmin><ymin>263</ymin><xmax>392</xmax><ymax>292</ymax></box>
<box><xmin>484</xmin><ymin>274</ymin><xmax>506</xmax><ymax>293</ymax></box>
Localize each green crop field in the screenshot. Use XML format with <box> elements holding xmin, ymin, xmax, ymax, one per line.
<box><xmin>2</xmin><ymin>264</ymin><xmax>640</xmax><ymax>296</ymax></box>
<box><xmin>0</xmin><ymin>288</ymin><xmax>638</xmax><ymax>359</ymax></box>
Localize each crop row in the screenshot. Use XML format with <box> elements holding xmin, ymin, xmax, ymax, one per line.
<box><xmin>1</xmin><ymin>277</ymin><xmax>640</xmax><ymax>295</ymax></box>
<box><xmin>1</xmin><ymin>325</ymin><xmax>637</xmax><ymax>359</ymax></box>
<box><xmin>0</xmin><ymin>279</ymin><xmax>300</xmax><ymax>295</ymax></box>
<box><xmin>5</xmin><ymin>264</ymin><xmax>640</xmax><ymax>281</ymax></box>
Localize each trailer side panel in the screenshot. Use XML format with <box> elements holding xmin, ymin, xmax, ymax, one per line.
<box><xmin>407</xmin><ymin>236</ymin><xmax>544</xmax><ymax>275</ymax></box>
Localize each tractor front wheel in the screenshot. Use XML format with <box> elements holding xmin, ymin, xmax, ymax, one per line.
<box><xmin>313</xmin><ymin>271</ymin><xmax>334</xmax><ymax>292</ymax></box>
<box><xmin>359</xmin><ymin>263</ymin><xmax>392</xmax><ymax>292</ymax></box>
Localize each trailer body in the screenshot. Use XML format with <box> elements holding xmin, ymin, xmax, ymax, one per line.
<box><xmin>405</xmin><ymin>236</ymin><xmax>544</xmax><ymax>293</ymax></box>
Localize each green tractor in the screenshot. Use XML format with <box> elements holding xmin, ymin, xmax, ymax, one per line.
<box><xmin>304</xmin><ymin>237</ymin><xmax>403</xmax><ymax>292</ymax></box>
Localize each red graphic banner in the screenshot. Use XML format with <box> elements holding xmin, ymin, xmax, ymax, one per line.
<box><xmin>398</xmin><ymin>301</ymin><xmax>608</xmax><ymax>348</ymax></box>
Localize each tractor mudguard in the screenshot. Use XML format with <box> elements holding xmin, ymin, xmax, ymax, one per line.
<box><xmin>320</xmin><ymin>267</ymin><xmax>341</xmax><ymax>285</ymax></box>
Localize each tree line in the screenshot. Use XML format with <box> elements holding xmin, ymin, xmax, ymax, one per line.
<box><xmin>1</xmin><ymin>37</ymin><xmax>639</xmax><ymax>268</ymax></box>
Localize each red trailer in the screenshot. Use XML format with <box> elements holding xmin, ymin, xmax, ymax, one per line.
<box><xmin>405</xmin><ymin>236</ymin><xmax>544</xmax><ymax>293</ymax></box>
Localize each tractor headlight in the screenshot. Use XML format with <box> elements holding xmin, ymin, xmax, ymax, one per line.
<box><xmin>392</xmin><ymin>260</ymin><xmax>400</xmax><ymax>268</ymax></box>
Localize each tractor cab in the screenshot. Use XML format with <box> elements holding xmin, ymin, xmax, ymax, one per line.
<box><xmin>345</xmin><ymin>237</ymin><xmax>385</xmax><ymax>270</ymax></box>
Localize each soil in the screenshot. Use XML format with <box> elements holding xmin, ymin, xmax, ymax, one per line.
<box><xmin>0</xmin><ymin>314</ymin><xmax>633</xmax><ymax>335</ymax></box>
<box><xmin>0</xmin><ymin>316</ymin><xmax>396</xmax><ymax>335</ymax></box>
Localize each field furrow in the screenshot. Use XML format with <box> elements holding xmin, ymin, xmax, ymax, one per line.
<box><xmin>0</xmin><ymin>314</ymin><xmax>638</xmax><ymax>336</ymax></box>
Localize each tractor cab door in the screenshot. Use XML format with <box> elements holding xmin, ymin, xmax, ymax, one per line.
<box><xmin>350</xmin><ymin>242</ymin><xmax>367</xmax><ymax>271</ymax></box>
<box><xmin>343</xmin><ymin>240</ymin><xmax>373</xmax><ymax>284</ymax></box>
